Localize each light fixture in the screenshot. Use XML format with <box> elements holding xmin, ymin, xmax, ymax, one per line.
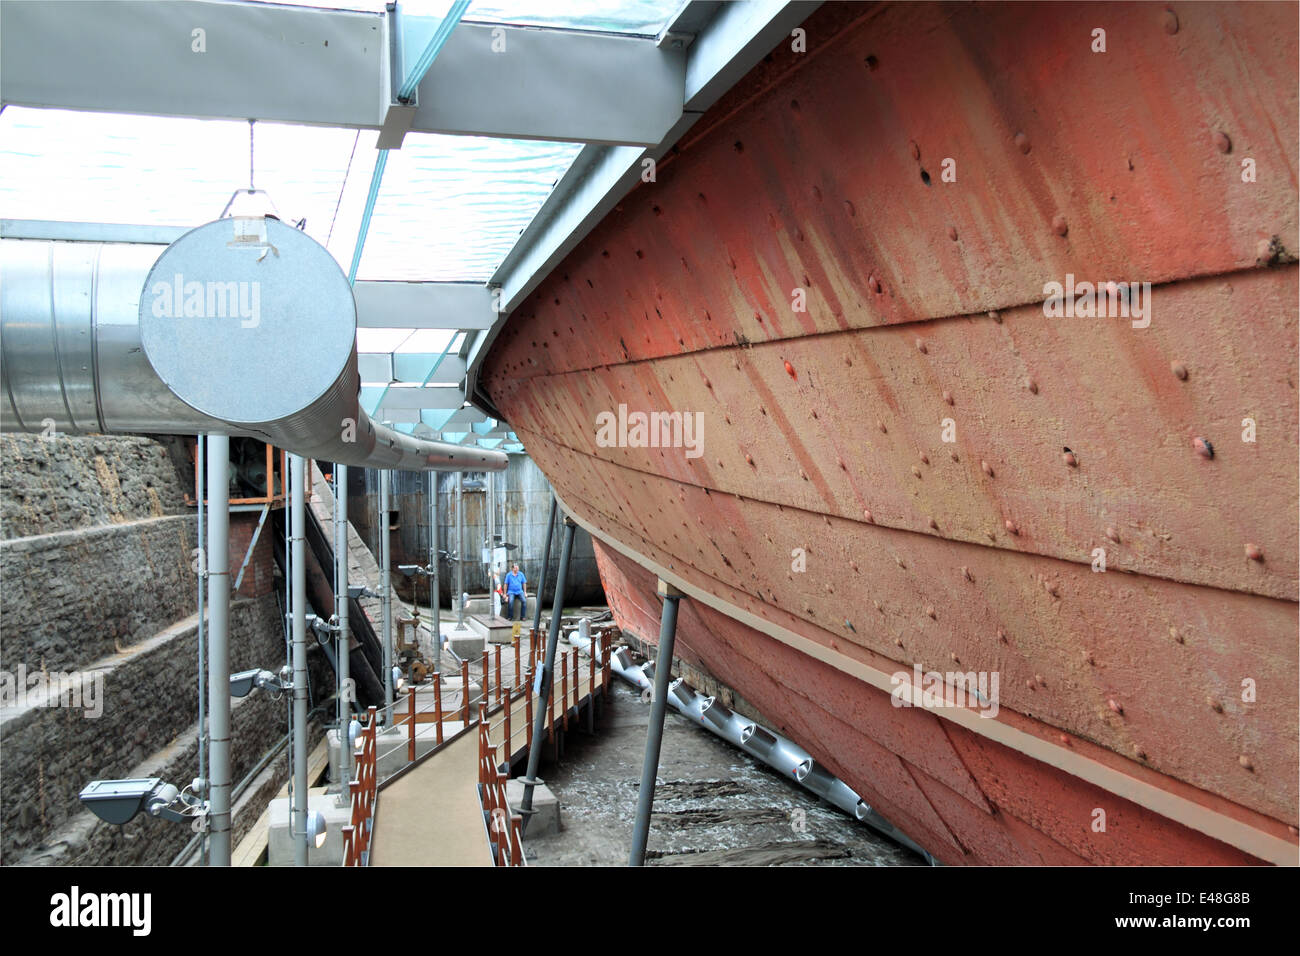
<box><xmin>348</xmin><ymin>719</ymin><xmax>363</xmax><ymax>747</ymax></box>
<box><xmin>229</xmin><ymin>667</ymin><xmax>291</xmax><ymax>698</ymax></box>
<box><xmin>79</xmin><ymin>777</ymin><xmax>204</xmax><ymax>827</ymax></box>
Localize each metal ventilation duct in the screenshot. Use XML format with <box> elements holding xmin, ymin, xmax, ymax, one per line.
<box><xmin>0</xmin><ymin>221</ymin><xmax>506</xmax><ymax>473</ymax></box>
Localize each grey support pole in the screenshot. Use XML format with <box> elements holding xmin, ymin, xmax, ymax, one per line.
<box><xmin>290</xmin><ymin>454</ymin><xmax>309</xmax><ymax>866</ymax></box>
<box><xmin>531</xmin><ymin>494</ymin><xmax>557</xmax><ymax>638</ymax></box>
<box><xmin>334</xmin><ymin>463</ymin><xmax>352</xmax><ymax>806</ymax></box>
<box><xmin>205</xmin><ymin>433</ymin><xmax>232</xmax><ymax>866</ymax></box>
<box><xmin>195</xmin><ymin>435</ymin><xmax>207</xmax><ymax>864</ymax></box>
<box><xmin>429</xmin><ymin>471</ymin><xmax>440</xmax><ymax>659</ymax></box>
<box><xmin>380</xmin><ymin>468</ymin><xmax>393</xmax><ymax>711</ymax></box>
<box><xmin>483</xmin><ymin>473</ymin><xmax>491</xmax><ymax>606</ymax></box>
<box><xmin>455</xmin><ymin>471</ymin><xmax>466</xmax><ymax>630</ymax></box>
<box><xmin>629</xmin><ymin>581</ymin><xmax>684</xmax><ymax>867</ymax></box>
<box><xmin>519</xmin><ymin>515</ymin><xmax>576</xmax><ymax>829</ymax></box>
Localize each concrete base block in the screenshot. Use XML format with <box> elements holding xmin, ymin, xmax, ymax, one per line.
<box><xmin>507</xmin><ymin>778</ymin><xmax>560</xmax><ymax>837</ymax></box>
<box><xmin>469</xmin><ymin>613</ymin><xmax>514</xmax><ymax>645</ymax></box>
<box><xmin>448</xmin><ymin>631</ymin><xmax>486</xmax><ymax>658</ymax></box>
<box><xmin>267</xmin><ymin>791</ymin><xmax>353</xmax><ymax>866</ymax></box>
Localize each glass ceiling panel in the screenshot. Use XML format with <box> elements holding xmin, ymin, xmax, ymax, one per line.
<box><xmin>238</xmin><ymin>0</ymin><xmax>685</xmax><ymax>36</ymax></box>
<box><xmin>1</xmin><ymin>107</ymin><xmax>580</xmax><ymax>283</ymax></box>
<box><xmin>0</xmin><ymin>106</ymin><xmax>370</xmax><ymax>249</ymax></box>
<box><xmin>353</xmin><ymin>132</ymin><xmax>581</xmax><ymax>282</ymax></box>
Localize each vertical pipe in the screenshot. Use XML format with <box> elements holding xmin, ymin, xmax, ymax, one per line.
<box><xmin>335</xmin><ymin>463</ymin><xmax>352</xmax><ymax>805</ymax></box>
<box><xmin>205</xmin><ymin>434</ymin><xmax>232</xmax><ymax>866</ymax></box>
<box><xmin>531</xmin><ymin>495</ymin><xmax>556</xmax><ymax>637</ymax></box>
<box><xmin>486</xmin><ymin>470</ymin><xmax>495</xmax><ymax>595</ymax></box>
<box><xmin>195</xmin><ymin>435</ymin><xmax>207</xmax><ymax>864</ymax></box>
<box><xmin>520</xmin><ymin>516</ymin><xmax>576</xmax><ymax>825</ymax></box>
<box><xmin>429</xmin><ymin>471</ymin><xmax>440</xmax><ymax>660</ymax></box>
<box><xmin>380</xmin><ymin>468</ymin><xmax>394</xmax><ymax>711</ymax></box>
<box><xmin>290</xmin><ymin>454</ymin><xmax>309</xmax><ymax>866</ymax></box>
<box><xmin>455</xmin><ymin>471</ymin><xmax>466</xmax><ymax>630</ymax></box>
<box><xmin>629</xmin><ymin>584</ymin><xmax>683</xmax><ymax>867</ymax></box>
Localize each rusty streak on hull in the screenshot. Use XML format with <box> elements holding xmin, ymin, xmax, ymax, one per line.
<box><xmin>481</xmin><ymin>1</ymin><xmax>1299</xmax><ymax>864</ymax></box>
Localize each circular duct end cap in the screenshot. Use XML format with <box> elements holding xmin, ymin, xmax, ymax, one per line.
<box><xmin>139</xmin><ymin>218</ymin><xmax>356</xmax><ymax>425</ymax></box>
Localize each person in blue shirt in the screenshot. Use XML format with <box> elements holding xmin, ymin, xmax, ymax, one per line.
<box><xmin>503</xmin><ymin>563</ymin><xmax>527</xmax><ymax>622</ymax></box>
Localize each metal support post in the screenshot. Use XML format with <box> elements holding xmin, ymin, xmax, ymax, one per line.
<box><xmin>531</xmin><ymin>494</ymin><xmax>557</xmax><ymax>639</ymax></box>
<box><xmin>455</xmin><ymin>470</ymin><xmax>466</xmax><ymax>630</ymax></box>
<box><xmin>335</xmin><ymin>463</ymin><xmax>352</xmax><ymax>805</ymax></box>
<box><xmin>519</xmin><ymin>515</ymin><xmax>576</xmax><ymax>830</ymax></box>
<box><xmin>629</xmin><ymin>581</ymin><xmax>684</xmax><ymax>866</ymax></box>
<box><xmin>429</xmin><ymin>470</ymin><xmax>440</xmax><ymax>659</ymax></box>
<box><xmin>290</xmin><ymin>454</ymin><xmax>309</xmax><ymax>865</ymax></box>
<box><xmin>380</xmin><ymin>468</ymin><xmax>394</xmax><ymax>711</ymax></box>
<box><xmin>205</xmin><ymin>433</ymin><xmax>232</xmax><ymax>866</ymax></box>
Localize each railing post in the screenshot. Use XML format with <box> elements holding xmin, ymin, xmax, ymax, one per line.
<box><xmin>495</xmin><ymin>645</ymin><xmax>503</xmax><ymax>707</ymax></box>
<box><xmin>407</xmin><ymin>685</ymin><xmax>416</xmax><ymax>763</ymax></box>
<box><xmin>513</xmin><ymin>635</ymin><xmax>521</xmax><ymax>691</ymax></box>
<box><xmin>510</xmin><ymin>815</ymin><xmax>523</xmax><ymax>866</ymax></box>
<box><xmin>433</xmin><ymin>671</ymin><xmax>444</xmax><ymax>746</ymax></box>
<box><xmin>482</xmin><ymin>648</ymin><xmax>490</xmax><ymax>710</ymax></box>
<box><xmin>572</xmin><ymin>647</ymin><xmax>579</xmax><ymax>709</ymax></box>
<box><xmin>461</xmin><ymin>659</ymin><xmax>470</xmax><ymax>724</ymax></box>
<box><xmin>504</xmin><ymin>696</ymin><xmax>512</xmax><ymax>764</ymax></box>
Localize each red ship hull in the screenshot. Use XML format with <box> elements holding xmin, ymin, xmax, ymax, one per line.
<box><xmin>481</xmin><ymin>1</ymin><xmax>1299</xmax><ymax>864</ymax></box>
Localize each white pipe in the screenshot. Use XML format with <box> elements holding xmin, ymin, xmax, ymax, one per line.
<box><xmin>205</xmin><ymin>434</ymin><xmax>231</xmax><ymax>866</ymax></box>
<box><xmin>290</xmin><ymin>454</ymin><xmax>308</xmax><ymax>865</ymax></box>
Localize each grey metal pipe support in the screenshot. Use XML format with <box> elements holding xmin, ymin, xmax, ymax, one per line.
<box><xmin>334</xmin><ymin>463</ymin><xmax>352</xmax><ymax>806</ymax></box>
<box><xmin>455</xmin><ymin>471</ymin><xmax>466</xmax><ymax>631</ymax></box>
<box><xmin>380</xmin><ymin>468</ymin><xmax>394</xmax><ymax>712</ymax></box>
<box><xmin>290</xmin><ymin>454</ymin><xmax>309</xmax><ymax>866</ymax></box>
<box><xmin>429</xmin><ymin>471</ymin><xmax>440</xmax><ymax>657</ymax></box>
<box><xmin>628</xmin><ymin>582</ymin><xmax>683</xmax><ymax>866</ymax></box>
<box><xmin>205</xmin><ymin>434</ymin><xmax>232</xmax><ymax>866</ymax></box>
<box><xmin>531</xmin><ymin>495</ymin><xmax>557</xmax><ymax>637</ymax></box>
<box><xmin>0</xmin><ymin>233</ymin><xmax>507</xmax><ymax>475</ymax></box>
<box><xmin>519</xmin><ymin>516</ymin><xmax>576</xmax><ymax>826</ymax></box>
<box><xmin>195</xmin><ymin>434</ymin><xmax>207</xmax><ymax>863</ymax></box>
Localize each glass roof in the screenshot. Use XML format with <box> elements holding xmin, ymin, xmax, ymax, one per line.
<box><xmin>241</xmin><ymin>0</ymin><xmax>686</xmax><ymax>36</ymax></box>
<box><xmin>0</xmin><ymin>107</ymin><xmax>580</xmax><ymax>282</ymax></box>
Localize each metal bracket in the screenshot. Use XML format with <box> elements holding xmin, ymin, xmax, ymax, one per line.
<box><xmin>378</xmin><ymin>1</ymin><xmax>418</xmax><ymax>149</ymax></box>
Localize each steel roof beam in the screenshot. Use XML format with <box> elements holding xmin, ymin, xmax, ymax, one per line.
<box><xmin>0</xmin><ymin>0</ymin><xmax>684</xmax><ymax>147</ymax></box>
<box><xmin>357</xmin><ymin>353</ymin><xmax>467</xmax><ymax>385</ymax></box>
<box><xmin>371</xmin><ymin>386</ymin><xmax>466</xmax><ymax>411</ymax></box>
<box><xmin>353</xmin><ymin>281</ymin><xmax>496</xmax><ymax>330</ymax></box>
